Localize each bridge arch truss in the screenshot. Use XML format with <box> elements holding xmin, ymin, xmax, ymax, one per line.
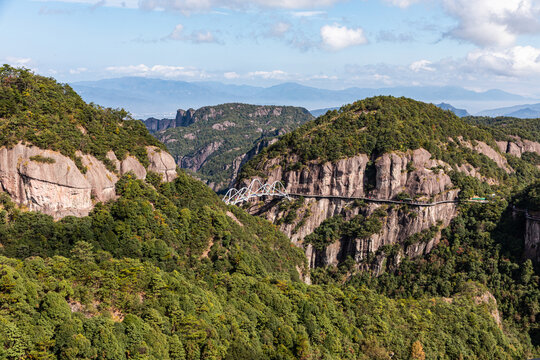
<box><xmin>223</xmin><ymin>179</ymin><xmax>291</xmax><ymax>205</ymax></box>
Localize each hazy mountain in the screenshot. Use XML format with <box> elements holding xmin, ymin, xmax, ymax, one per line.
<box><xmin>310</xmin><ymin>107</ymin><xmax>340</xmax><ymax>117</ymax></box>
<box><xmin>436</xmin><ymin>102</ymin><xmax>470</xmax><ymax>117</ymax></box>
<box><xmin>70</xmin><ymin>77</ymin><xmax>528</xmax><ymax>118</ymax></box>
<box><xmin>477</xmin><ymin>103</ymin><xmax>540</xmax><ymax>118</ymax></box>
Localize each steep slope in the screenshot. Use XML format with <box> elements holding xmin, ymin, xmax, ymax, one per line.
<box><xmin>145</xmin><ymin>103</ymin><xmax>314</xmax><ymax>192</ymax></box>
<box><xmin>0</xmin><ymin>65</ymin><xmax>177</xmax><ymax>218</ymax></box>
<box><xmin>238</xmin><ymin>96</ymin><xmax>539</xmax><ymax>271</ymax></box>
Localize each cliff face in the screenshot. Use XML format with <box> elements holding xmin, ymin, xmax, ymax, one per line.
<box><xmin>145</xmin><ymin>103</ymin><xmax>314</xmax><ymax>192</ymax></box>
<box><xmin>0</xmin><ymin>143</ymin><xmax>177</xmax><ymax>219</ymax></box>
<box><xmin>524</xmin><ymin>211</ymin><xmax>540</xmax><ymax>263</ymax></box>
<box><xmin>244</xmin><ymin>148</ymin><xmax>459</xmax><ymax>271</ymax></box>
<box><xmin>144</xmin><ymin>109</ymin><xmax>197</xmax><ymax>133</ymax></box>
<box><xmin>496</xmin><ymin>136</ymin><xmax>540</xmax><ymax>168</ymax></box>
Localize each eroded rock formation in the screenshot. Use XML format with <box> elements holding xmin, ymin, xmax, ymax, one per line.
<box><xmin>0</xmin><ymin>143</ymin><xmax>177</xmax><ymax>219</ymax></box>
<box><xmin>524</xmin><ymin>211</ymin><xmax>540</xmax><ymax>264</ymax></box>
<box><xmin>242</xmin><ymin>148</ymin><xmax>480</xmax><ymax>271</ymax></box>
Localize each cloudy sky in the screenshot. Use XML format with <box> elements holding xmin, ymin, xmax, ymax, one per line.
<box><xmin>2</xmin><ymin>0</ymin><xmax>540</xmax><ymax>95</ymax></box>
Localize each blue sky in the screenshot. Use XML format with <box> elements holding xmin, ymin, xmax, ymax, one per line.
<box><xmin>2</xmin><ymin>0</ymin><xmax>540</xmax><ymax>95</ymax></box>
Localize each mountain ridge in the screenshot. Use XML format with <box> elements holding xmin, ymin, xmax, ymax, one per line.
<box><xmin>70</xmin><ymin>76</ymin><xmax>528</xmax><ymax>117</ymax></box>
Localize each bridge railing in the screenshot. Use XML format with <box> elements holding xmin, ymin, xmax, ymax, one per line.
<box><xmin>223</xmin><ymin>180</ymin><xmax>291</xmax><ymax>205</ymax></box>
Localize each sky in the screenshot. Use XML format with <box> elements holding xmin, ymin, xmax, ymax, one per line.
<box><xmin>2</xmin><ymin>0</ymin><xmax>540</xmax><ymax>96</ymax></box>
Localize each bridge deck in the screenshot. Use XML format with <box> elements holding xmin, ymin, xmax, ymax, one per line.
<box><xmin>288</xmin><ymin>193</ymin><xmax>487</xmax><ymax>207</ymax></box>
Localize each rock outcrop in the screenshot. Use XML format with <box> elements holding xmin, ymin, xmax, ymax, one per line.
<box><xmin>144</xmin><ymin>109</ymin><xmax>197</xmax><ymax>133</ymax></box>
<box><xmin>180</xmin><ymin>141</ymin><xmax>223</xmax><ymax>173</ymax></box>
<box><xmin>244</xmin><ymin>148</ymin><xmax>459</xmax><ymax>271</ymax></box>
<box><xmin>524</xmin><ymin>211</ymin><xmax>540</xmax><ymax>264</ymax></box>
<box><xmin>146</xmin><ymin>146</ymin><xmax>178</xmax><ymax>182</ymax></box>
<box><xmin>0</xmin><ymin>144</ymin><xmax>93</xmax><ymax>218</ymax></box>
<box><xmin>0</xmin><ymin>143</ymin><xmax>178</xmax><ymax>219</ymax></box>
<box><xmin>496</xmin><ymin>136</ymin><xmax>540</xmax><ymax>168</ymax></box>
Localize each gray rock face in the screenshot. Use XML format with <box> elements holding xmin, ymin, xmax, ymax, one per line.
<box><xmin>0</xmin><ymin>143</ymin><xmax>177</xmax><ymax>219</ymax></box>
<box><xmin>106</xmin><ymin>151</ymin><xmax>147</xmax><ymax>180</ymax></box>
<box><xmin>180</xmin><ymin>141</ymin><xmax>223</xmax><ymax>172</ymax></box>
<box><xmin>244</xmin><ymin>148</ymin><xmax>460</xmax><ymax>269</ymax></box>
<box><xmin>0</xmin><ymin>143</ymin><xmax>93</xmax><ymax>218</ymax></box>
<box><xmin>524</xmin><ymin>211</ymin><xmax>540</xmax><ymax>263</ymax></box>
<box><xmin>146</xmin><ymin>146</ymin><xmax>178</xmax><ymax>182</ymax></box>
<box><xmin>79</xmin><ymin>152</ymin><xmax>118</xmax><ymax>203</ymax></box>
<box><xmin>496</xmin><ymin>136</ymin><xmax>540</xmax><ymax>168</ymax></box>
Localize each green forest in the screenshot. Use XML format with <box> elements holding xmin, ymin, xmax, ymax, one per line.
<box><xmin>0</xmin><ymin>67</ymin><xmax>538</xmax><ymax>359</ymax></box>
<box><xmin>238</xmin><ymin>97</ymin><xmax>540</xmax><ymax>187</ymax></box>
<box><xmin>150</xmin><ymin>103</ymin><xmax>313</xmax><ymax>192</ymax></box>
<box><xmin>0</xmin><ymin>171</ymin><xmax>534</xmax><ymax>359</ymax></box>
<box><xmin>0</xmin><ymin>65</ymin><xmax>164</xmax><ymax>172</ymax></box>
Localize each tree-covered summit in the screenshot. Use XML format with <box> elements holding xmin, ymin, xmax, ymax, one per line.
<box><xmin>147</xmin><ymin>103</ymin><xmax>313</xmax><ymax>192</ymax></box>
<box><xmin>0</xmin><ymin>65</ymin><xmax>164</xmax><ymax>170</ymax></box>
<box><xmin>245</xmin><ymin>96</ymin><xmax>495</xmax><ymax>164</ymax></box>
<box><xmin>239</xmin><ymin>96</ymin><xmax>540</xmax><ymax>186</ymax></box>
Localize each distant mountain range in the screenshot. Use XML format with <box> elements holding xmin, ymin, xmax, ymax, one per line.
<box><xmin>476</xmin><ymin>103</ymin><xmax>540</xmax><ymax>118</ymax></box>
<box><xmin>70</xmin><ymin>77</ymin><xmax>529</xmax><ymax>118</ymax></box>
<box><xmin>311</xmin><ymin>103</ymin><xmax>470</xmax><ymax>118</ymax></box>
<box><xmin>436</xmin><ymin>103</ymin><xmax>470</xmax><ymax>117</ymax></box>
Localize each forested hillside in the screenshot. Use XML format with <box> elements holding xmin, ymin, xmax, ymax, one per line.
<box><xmin>239</xmin><ymin>96</ymin><xmax>538</xmax><ymax>186</ymax></box>
<box><xmin>235</xmin><ymin>96</ymin><xmax>540</xmax><ymax>356</ymax></box>
<box><xmin>146</xmin><ymin>104</ymin><xmax>313</xmax><ymax>192</ymax></box>
<box><xmin>465</xmin><ymin>116</ymin><xmax>540</xmax><ymax>143</ymax></box>
<box><xmin>0</xmin><ymin>172</ymin><xmax>532</xmax><ymax>359</ymax></box>
<box><xmin>0</xmin><ymin>69</ymin><xmax>536</xmax><ymax>358</ymax></box>
<box><xmin>0</xmin><ymin>65</ymin><xmax>163</xmax><ymax>172</ymax></box>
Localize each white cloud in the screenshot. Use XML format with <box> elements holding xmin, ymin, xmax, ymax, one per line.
<box><xmin>409</xmin><ymin>59</ymin><xmax>435</xmax><ymax>72</ymax></box>
<box><xmin>69</xmin><ymin>67</ymin><xmax>88</xmax><ymax>74</ymax></box>
<box><xmin>165</xmin><ymin>24</ymin><xmax>220</xmax><ymax>43</ymax></box>
<box><xmin>106</xmin><ymin>64</ymin><xmax>208</xmax><ymax>78</ymax></box>
<box><xmin>247</xmin><ymin>70</ymin><xmax>288</xmax><ymax>79</ymax></box>
<box><xmin>383</xmin><ymin>0</ymin><xmax>420</xmax><ymax>8</ymax></box>
<box><xmin>5</xmin><ymin>57</ymin><xmax>32</xmax><ymax>66</ymax></box>
<box><xmin>138</xmin><ymin>0</ymin><xmax>343</xmax><ymax>13</ymax></box>
<box><xmin>320</xmin><ymin>24</ymin><xmax>367</xmax><ymax>50</ymax></box>
<box><xmin>270</xmin><ymin>22</ymin><xmax>291</xmax><ymax>37</ymax></box>
<box><xmin>193</xmin><ymin>31</ymin><xmax>217</xmax><ymax>43</ymax></box>
<box><xmin>35</xmin><ymin>0</ymin><xmax>138</xmax><ymax>8</ymax></box>
<box><xmin>291</xmin><ymin>10</ymin><xmax>326</xmax><ymax>17</ymax></box>
<box><xmin>224</xmin><ymin>71</ymin><xmax>240</xmax><ymax>79</ymax></box>
<box><xmin>168</xmin><ymin>24</ymin><xmax>184</xmax><ymax>40</ymax></box>
<box><xmin>442</xmin><ymin>0</ymin><xmax>540</xmax><ymax>47</ymax></box>
<box><xmin>466</xmin><ymin>46</ymin><xmax>540</xmax><ymax>76</ymax></box>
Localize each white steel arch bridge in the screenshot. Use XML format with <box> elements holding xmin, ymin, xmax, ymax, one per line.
<box><xmin>222</xmin><ymin>179</ymin><xmax>291</xmax><ymax>205</ymax></box>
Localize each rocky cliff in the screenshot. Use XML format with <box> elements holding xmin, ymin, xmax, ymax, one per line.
<box><xmin>144</xmin><ymin>108</ymin><xmax>197</xmax><ymax>133</ymax></box>
<box><xmin>496</xmin><ymin>136</ymin><xmax>540</xmax><ymax>168</ymax></box>
<box><xmin>524</xmin><ymin>212</ymin><xmax>540</xmax><ymax>263</ymax></box>
<box><xmin>145</xmin><ymin>103</ymin><xmax>313</xmax><ymax>192</ymax></box>
<box><xmin>0</xmin><ymin>143</ymin><xmax>177</xmax><ymax>219</ymax></box>
<box><xmin>244</xmin><ymin>148</ymin><xmax>459</xmax><ymax>272</ymax></box>
<box><xmin>238</xmin><ymin>97</ymin><xmax>532</xmax><ymax>273</ymax></box>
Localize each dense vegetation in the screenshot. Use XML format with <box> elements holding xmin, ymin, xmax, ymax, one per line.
<box><xmin>0</xmin><ymin>70</ymin><xmax>537</xmax><ymax>358</ymax></box>
<box><xmin>309</xmin><ymin>196</ymin><xmax>539</xmax><ymax>355</ymax></box>
<box><xmin>514</xmin><ymin>180</ymin><xmax>540</xmax><ymax>212</ymax></box>
<box><xmin>148</xmin><ymin>104</ymin><xmax>313</xmax><ymax>191</ymax></box>
<box><xmin>465</xmin><ymin>116</ymin><xmax>540</xmax><ymax>143</ymax></box>
<box><xmin>0</xmin><ymin>65</ymin><xmax>164</xmax><ymax>171</ymax></box>
<box><xmin>0</xmin><ymin>173</ymin><xmax>531</xmax><ymax>359</ymax></box>
<box><xmin>239</xmin><ymin>97</ymin><xmax>540</xmax><ymax>186</ymax></box>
